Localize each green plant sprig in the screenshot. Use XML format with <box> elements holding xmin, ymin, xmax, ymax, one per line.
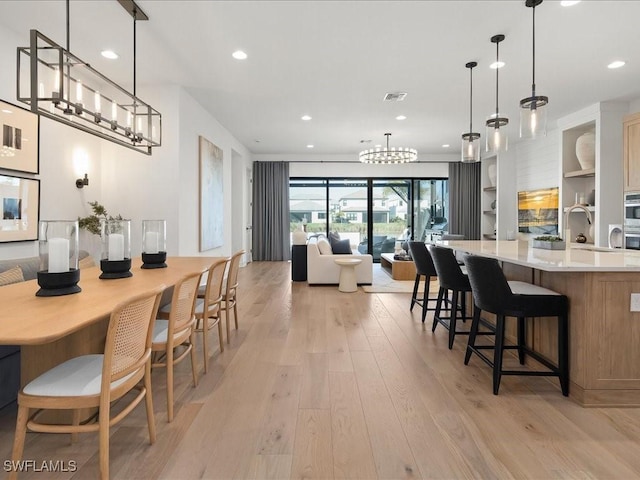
<box><xmin>78</xmin><ymin>201</ymin><xmax>123</xmax><ymax>235</ymax></box>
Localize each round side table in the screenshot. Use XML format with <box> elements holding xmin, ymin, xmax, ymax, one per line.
<box><xmin>334</xmin><ymin>257</ymin><xmax>362</xmax><ymax>293</ymax></box>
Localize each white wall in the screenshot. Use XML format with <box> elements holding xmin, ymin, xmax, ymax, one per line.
<box><xmin>0</xmin><ymin>24</ymin><xmax>253</xmax><ymax>262</ymax></box>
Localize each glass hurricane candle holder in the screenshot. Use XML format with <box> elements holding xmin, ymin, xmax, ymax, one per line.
<box><xmin>99</xmin><ymin>219</ymin><xmax>132</xmax><ymax>279</ymax></box>
<box><xmin>36</xmin><ymin>220</ymin><xmax>81</xmax><ymax>296</ymax></box>
<box><xmin>141</xmin><ymin>219</ymin><xmax>167</xmax><ymax>269</ymax></box>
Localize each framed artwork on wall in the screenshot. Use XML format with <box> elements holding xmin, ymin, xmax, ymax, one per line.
<box><xmin>0</xmin><ymin>99</ymin><xmax>39</xmax><ymax>174</ymax></box>
<box><xmin>518</xmin><ymin>187</ymin><xmax>559</xmax><ymax>235</ymax></box>
<box><xmin>199</xmin><ymin>136</ymin><xmax>223</xmax><ymax>251</ymax></box>
<box><xmin>0</xmin><ymin>174</ymin><xmax>40</xmax><ymax>243</ymax></box>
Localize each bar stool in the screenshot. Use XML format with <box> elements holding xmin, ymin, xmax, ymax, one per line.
<box><xmin>407</xmin><ymin>241</ymin><xmax>439</xmax><ymax>323</ymax></box>
<box><xmin>463</xmin><ymin>255</ymin><xmax>569</xmax><ymax>396</ymax></box>
<box><xmin>427</xmin><ymin>244</ymin><xmax>474</xmax><ymax>349</ymax></box>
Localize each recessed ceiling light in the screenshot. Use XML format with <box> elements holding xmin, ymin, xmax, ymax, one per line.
<box><xmin>301</xmin><ymin>115</ymin><xmax>312</xmax><ymax>121</ymax></box>
<box><xmin>396</xmin><ymin>115</ymin><xmax>407</xmax><ymax>120</ymax></box>
<box><xmin>101</xmin><ymin>50</ymin><xmax>118</xmax><ymax>59</ymax></box>
<box><xmin>1</xmin><ymin>109</ymin><xmax>12</xmax><ymax>114</ymax></box>
<box><xmin>442</xmin><ymin>144</ymin><xmax>450</xmax><ymax>148</ymax></box>
<box><xmin>560</xmin><ymin>1</ymin><xmax>581</xmax><ymax>6</ymax></box>
<box><xmin>306</xmin><ymin>144</ymin><xmax>314</xmax><ymax>149</ymax></box>
<box><xmin>489</xmin><ymin>61</ymin><xmax>505</xmax><ymax>69</ymax></box>
<box><xmin>608</xmin><ymin>60</ymin><xmax>626</xmax><ymax>69</ymax></box>
<box><xmin>232</xmin><ymin>50</ymin><xmax>247</xmax><ymax>60</ymax></box>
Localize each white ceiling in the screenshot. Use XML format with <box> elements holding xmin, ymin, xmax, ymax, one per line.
<box><xmin>1</xmin><ymin>0</ymin><xmax>640</xmax><ymax>159</ymax></box>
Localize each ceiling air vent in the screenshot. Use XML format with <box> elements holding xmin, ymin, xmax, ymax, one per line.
<box><xmin>383</xmin><ymin>92</ymin><xmax>407</xmax><ymax>102</ymax></box>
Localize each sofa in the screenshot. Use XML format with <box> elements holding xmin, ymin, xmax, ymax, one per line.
<box><xmin>307</xmin><ymin>239</ymin><xmax>373</xmax><ymax>285</ymax></box>
<box><xmin>0</xmin><ymin>251</ymin><xmax>93</xmax><ymax>410</ymax></box>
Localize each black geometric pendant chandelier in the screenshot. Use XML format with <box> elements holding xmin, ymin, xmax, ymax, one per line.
<box><xmin>17</xmin><ymin>0</ymin><xmax>161</xmax><ymax>155</ymax></box>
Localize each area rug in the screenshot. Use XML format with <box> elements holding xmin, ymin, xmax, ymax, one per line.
<box><xmin>362</xmin><ymin>265</ymin><xmax>439</xmax><ymax>293</ymax></box>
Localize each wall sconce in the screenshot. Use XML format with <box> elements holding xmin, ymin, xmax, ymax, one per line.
<box><xmin>75</xmin><ymin>173</ymin><xmax>89</xmax><ymax>189</ymax></box>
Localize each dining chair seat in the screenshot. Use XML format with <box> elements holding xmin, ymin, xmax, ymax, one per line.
<box><xmin>22</xmin><ymin>355</ymin><xmax>135</xmax><ymax>397</ymax></box>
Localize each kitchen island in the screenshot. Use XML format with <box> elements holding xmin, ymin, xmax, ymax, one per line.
<box><xmin>440</xmin><ymin>240</ymin><xmax>640</xmax><ymax>407</ymax></box>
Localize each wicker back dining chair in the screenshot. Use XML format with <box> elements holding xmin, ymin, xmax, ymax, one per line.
<box><xmin>10</xmin><ymin>287</ymin><xmax>164</xmax><ymax>480</ymax></box>
<box><xmin>151</xmin><ymin>270</ymin><xmax>202</xmax><ymax>422</ymax></box>
<box><xmin>194</xmin><ymin>257</ymin><xmax>229</xmax><ymax>372</ymax></box>
<box><xmin>221</xmin><ymin>250</ymin><xmax>245</xmax><ymax>344</ymax></box>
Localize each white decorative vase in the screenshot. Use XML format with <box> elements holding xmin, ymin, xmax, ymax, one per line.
<box><xmin>487</xmin><ymin>163</ymin><xmax>497</xmax><ymax>187</ymax></box>
<box><xmin>575</xmin><ymin>130</ymin><xmax>596</xmax><ymax>170</ymax></box>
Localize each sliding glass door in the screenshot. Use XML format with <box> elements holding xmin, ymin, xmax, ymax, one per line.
<box><xmin>412</xmin><ymin>179</ymin><xmax>449</xmax><ymax>242</ymax></box>
<box><xmin>290</xmin><ymin>176</ymin><xmax>448</xmax><ymax>260</ymax></box>
<box><xmin>368</xmin><ymin>180</ymin><xmax>411</xmax><ymax>260</ymax></box>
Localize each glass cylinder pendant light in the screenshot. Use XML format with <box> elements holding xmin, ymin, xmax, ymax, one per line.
<box><xmin>486</xmin><ymin>34</ymin><xmax>509</xmax><ymax>153</ymax></box>
<box><xmin>519</xmin><ymin>0</ymin><xmax>548</xmax><ymax>139</ymax></box>
<box><xmin>461</xmin><ymin>61</ymin><xmax>481</xmax><ymax>163</ymax></box>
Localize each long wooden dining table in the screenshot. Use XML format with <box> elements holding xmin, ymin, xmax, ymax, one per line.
<box><xmin>0</xmin><ymin>256</ymin><xmax>220</xmax><ymax>385</ymax></box>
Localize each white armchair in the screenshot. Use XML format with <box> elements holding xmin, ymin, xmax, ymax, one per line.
<box><xmin>306</xmin><ymin>241</ymin><xmax>373</xmax><ymax>285</ymax></box>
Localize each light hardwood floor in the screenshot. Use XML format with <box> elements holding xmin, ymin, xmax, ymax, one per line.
<box><xmin>2</xmin><ymin>261</ymin><xmax>640</xmax><ymax>479</ymax></box>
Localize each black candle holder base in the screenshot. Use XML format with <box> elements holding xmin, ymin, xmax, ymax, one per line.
<box><xmin>100</xmin><ymin>258</ymin><xmax>133</xmax><ymax>279</ymax></box>
<box><xmin>36</xmin><ymin>269</ymin><xmax>82</xmax><ymax>297</ymax></box>
<box><xmin>141</xmin><ymin>251</ymin><xmax>167</xmax><ymax>269</ymax></box>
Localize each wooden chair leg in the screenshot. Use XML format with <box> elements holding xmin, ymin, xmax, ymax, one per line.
<box><xmin>71</xmin><ymin>409</ymin><xmax>81</xmax><ymax>443</ymax></box>
<box><xmin>233</xmin><ymin>301</ymin><xmax>239</xmax><ymax>330</ymax></box>
<box><xmin>9</xmin><ymin>404</ymin><xmax>29</xmax><ymax>480</ymax></box>
<box><xmin>225</xmin><ymin>303</ymin><xmax>231</xmax><ymax>344</ymax></box>
<box><xmin>98</xmin><ymin>397</ymin><xmax>111</xmax><ymax>480</ymax></box>
<box><xmin>493</xmin><ymin>315</ymin><xmax>506</xmax><ymax>395</ymax></box>
<box><xmin>189</xmin><ymin>334</ymin><xmax>199</xmax><ymax>388</ymax></box>
<box><xmin>217</xmin><ymin>317</ymin><xmax>224</xmax><ymax>353</ymax></box>
<box><xmin>143</xmin><ymin>361</ymin><xmax>156</xmax><ymax>444</ymax></box>
<box><xmin>166</xmin><ymin>349</ymin><xmax>174</xmax><ymax>422</ymax></box>
<box><xmin>201</xmin><ymin>318</ymin><xmax>209</xmax><ymax>374</ymax></box>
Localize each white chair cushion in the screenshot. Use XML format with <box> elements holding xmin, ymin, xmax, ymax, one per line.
<box><xmin>197</xmin><ymin>284</ymin><xmax>206</xmax><ymax>297</ymax></box>
<box><xmin>508</xmin><ymin>280</ymin><xmax>561</xmax><ymax>296</ymax></box>
<box><xmin>23</xmin><ymin>354</ymin><xmax>134</xmax><ymax>397</ymax></box>
<box><xmin>194</xmin><ymin>298</ymin><xmax>205</xmax><ymax>315</ymax></box>
<box><xmin>152</xmin><ymin>319</ymin><xmax>170</xmax><ymax>344</ymax></box>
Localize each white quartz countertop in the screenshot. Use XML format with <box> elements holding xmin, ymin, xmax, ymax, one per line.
<box><xmin>438</xmin><ymin>240</ymin><xmax>640</xmax><ymax>272</ymax></box>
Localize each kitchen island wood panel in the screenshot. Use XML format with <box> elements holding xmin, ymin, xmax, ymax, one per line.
<box><xmin>443</xmin><ymin>240</ymin><xmax>640</xmax><ymax>406</ymax></box>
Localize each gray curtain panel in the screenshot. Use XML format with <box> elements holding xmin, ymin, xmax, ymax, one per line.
<box><xmin>252</xmin><ymin>161</ymin><xmax>291</xmax><ymax>261</ymax></box>
<box><xmin>448</xmin><ymin>161</ymin><xmax>481</xmax><ymax>240</ymax></box>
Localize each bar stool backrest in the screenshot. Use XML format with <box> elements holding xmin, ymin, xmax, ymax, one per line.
<box><xmin>427</xmin><ymin>245</ymin><xmax>470</xmax><ymax>292</ymax></box>
<box><xmin>408</xmin><ymin>241</ymin><xmax>437</xmax><ymax>277</ymax></box>
<box><xmin>462</xmin><ymin>254</ymin><xmax>513</xmax><ymax>314</ymax></box>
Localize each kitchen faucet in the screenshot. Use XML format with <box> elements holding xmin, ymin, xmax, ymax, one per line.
<box><xmin>563</xmin><ymin>203</ymin><xmax>593</xmax><ymax>242</ymax></box>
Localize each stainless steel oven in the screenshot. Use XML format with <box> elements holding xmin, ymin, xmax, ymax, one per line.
<box><xmin>624</xmin><ymin>192</ymin><xmax>640</xmax><ymax>227</ymax></box>
<box><xmin>625</xmin><ymin>227</ymin><xmax>640</xmax><ymax>250</ymax></box>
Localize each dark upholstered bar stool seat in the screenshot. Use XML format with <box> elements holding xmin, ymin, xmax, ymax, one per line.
<box><xmin>427</xmin><ymin>245</ymin><xmax>475</xmax><ymax>349</ymax></box>
<box><xmin>407</xmin><ymin>241</ymin><xmax>439</xmax><ymax>323</ymax></box>
<box><xmin>463</xmin><ymin>255</ymin><xmax>569</xmax><ymax>396</ymax></box>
